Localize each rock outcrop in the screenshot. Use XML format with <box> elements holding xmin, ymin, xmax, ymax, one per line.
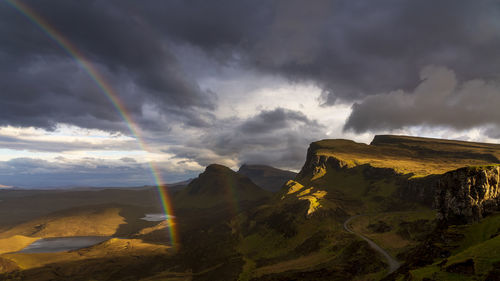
<box><xmin>297</xmin><ymin>143</ymin><xmax>350</xmax><ymax>181</ymax></box>
<box><xmin>400</xmin><ymin>175</ymin><xmax>440</xmax><ymax>206</ymax></box>
<box><xmin>280</xmin><ymin>180</ymin><xmax>328</xmax><ymax>216</ymax></box>
<box><xmin>435</xmin><ymin>166</ymin><xmax>500</xmax><ymax>224</ymax></box>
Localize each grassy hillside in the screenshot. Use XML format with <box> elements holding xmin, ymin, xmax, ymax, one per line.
<box><xmin>310</xmin><ymin>135</ymin><xmax>500</xmax><ymax>177</ymax></box>
<box><xmin>2</xmin><ymin>136</ymin><xmax>500</xmax><ymax>281</ymax></box>
<box><xmin>168</xmin><ymin>136</ymin><xmax>500</xmax><ymax>280</ymax></box>
<box><xmin>246</xmin><ymin>135</ymin><xmax>500</xmax><ymax>280</ymax></box>
<box><xmin>0</xmin><ymin>238</ymin><xmax>173</xmax><ymax>281</ymax></box>
<box><xmin>402</xmin><ymin>213</ymin><xmax>500</xmax><ymax>280</ymax></box>
<box><xmin>0</xmin><ymin>204</ymin><xmax>159</xmax><ymax>239</ymax></box>
<box><xmin>0</xmin><ymin>203</ymin><xmax>165</xmax><ymax>257</ymax></box>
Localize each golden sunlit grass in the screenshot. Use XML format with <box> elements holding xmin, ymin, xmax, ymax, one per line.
<box><xmin>312</xmin><ymin>135</ymin><xmax>500</xmax><ymax>177</ymax></box>
<box><xmin>0</xmin><ymin>235</ymin><xmax>39</xmax><ymax>255</ymax></box>
<box><xmin>0</xmin><ymin>202</ymin><xmax>176</xmax><ymax>280</ymax></box>
<box><xmin>2</xmin><ymin>238</ymin><xmax>171</xmax><ymax>270</ymax></box>
<box><xmin>0</xmin><ymin>203</ymin><xmax>173</xmax><ymax>272</ymax></box>
<box><xmin>0</xmin><ymin>206</ymin><xmax>126</xmax><ymax>239</ymax></box>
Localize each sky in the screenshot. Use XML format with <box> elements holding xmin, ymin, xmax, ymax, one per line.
<box><xmin>1</xmin><ymin>0</ymin><xmax>500</xmax><ymax>187</ymax></box>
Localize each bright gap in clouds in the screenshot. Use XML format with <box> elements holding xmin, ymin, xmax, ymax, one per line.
<box><xmin>201</xmin><ymin>71</ymin><xmax>375</xmax><ymax>145</ymax></box>
<box><xmin>0</xmin><ymin>124</ymin><xmax>134</xmax><ymax>143</ymax></box>
<box><xmin>0</xmin><ymin>124</ymin><xmax>202</xmax><ymax>187</ymax></box>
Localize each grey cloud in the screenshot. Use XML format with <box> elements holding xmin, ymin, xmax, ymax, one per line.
<box><xmin>2</xmin><ymin>0</ymin><xmax>500</xmax><ymax>132</ymax></box>
<box><xmin>0</xmin><ymin>132</ymin><xmax>138</xmax><ymax>153</ymax></box>
<box><xmin>142</xmin><ymin>0</ymin><xmax>500</xmax><ymax>103</ymax></box>
<box><xmin>485</xmin><ymin>126</ymin><xmax>500</xmax><ymax>139</ymax></box>
<box><xmin>0</xmin><ymin>0</ymin><xmax>216</xmax><ymax>133</ymax></box>
<box><xmin>240</xmin><ymin>108</ymin><xmax>314</xmax><ymax>134</ymax></box>
<box><xmin>0</xmin><ymin>157</ymin><xmax>196</xmax><ymax>188</ymax></box>
<box><xmin>344</xmin><ymin>66</ymin><xmax>500</xmax><ymax>133</ymax></box>
<box><xmin>120</xmin><ymin>157</ymin><xmax>137</xmax><ymax>163</ymax></box>
<box><xmin>168</xmin><ymin>108</ymin><xmax>326</xmax><ymax>169</ymax></box>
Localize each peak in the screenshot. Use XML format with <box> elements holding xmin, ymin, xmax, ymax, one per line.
<box><xmin>205</xmin><ymin>164</ymin><xmax>233</xmax><ymax>173</ymax></box>
<box><xmin>176</xmin><ymin>163</ymin><xmax>269</xmax><ymax>208</ymax></box>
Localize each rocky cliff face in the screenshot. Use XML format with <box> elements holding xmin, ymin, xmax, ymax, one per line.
<box><xmin>400</xmin><ymin>175</ymin><xmax>440</xmax><ymax>206</ymax></box>
<box><xmin>435</xmin><ymin>166</ymin><xmax>500</xmax><ymax>224</ymax></box>
<box><xmin>297</xmin><ymin>152</ymin><xmax>348</xmax><ymax>181</ymax></box>
<box><xmin>298</xmin><ymin>141</ymin><xmax>433</xmax><ymax>205</ymax></box>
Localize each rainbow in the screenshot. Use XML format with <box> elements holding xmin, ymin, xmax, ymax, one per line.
<box><xmin>6</xmin><ymin>0</ymin><xmax>178</xmax><ymax>247</ymax></box>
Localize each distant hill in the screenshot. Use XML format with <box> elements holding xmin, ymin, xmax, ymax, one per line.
<box><xmin>166</xmin><ymin>178</ymin><xmax>193</xmax><ymax>188</ymax></box>
<box><xmin>237</xmin><ymin>164</ymin><xmax>296</xmax><ymax>192</ymax></box>
<box><xmin>305</xmin><ymin>135</ymin><xmax>500</xmax><ymax>177</ymax></box>
<box><xmin>174</xmin><ymin>164</ymin><xmax>270</xmax><ymax>209</ymax></box>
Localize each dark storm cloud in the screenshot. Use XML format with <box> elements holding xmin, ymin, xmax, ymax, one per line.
<box><xmin>240</xmin><ymin>108</ymin><xmax>315</xmax><ymax>134</ymax></box>
<box><xmin>168</xmin><ymin>108</ymin><xmax>326</xmax><ymax>169</ymax></box>
<box><xmin>136</xmin><ymin>0</ymin><xmax>500</xmax><ymax>102</ymax></box>
<box><xmin>344</xmin><ymin>66</ymin><xmax>500</xmax><ymax>133</ymax></box>
<box><xmin>0</xmin><ymin>0</ymin><xmax>215</xmax><ymax>132</ymax></box>
<box><xmin>126</xmin><ymin>0</ymin><xmax>500</xmax><ymax>133</ymax></box>
<box><xmin>2</xmin><ymin>0</ymin><xmax>500</xmax><ymax>135</ymax></box>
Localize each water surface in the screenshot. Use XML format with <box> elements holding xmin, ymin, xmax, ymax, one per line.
<box><xmin>141</xmin><ymin>213</ymin><xmax>174</xmax><ymax>221</ymax></box>
<box><xmin>19</xmin><ymin>236</ymin><xmax>109</xmax><ymax>253</ymax></box>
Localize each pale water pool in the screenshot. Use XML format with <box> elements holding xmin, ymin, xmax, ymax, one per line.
<box><xmin>18</xmin><ymin>236</ymin><xmax>110</xmax><ymax>253</ymax></box>
<box><xmin>141</xmin><ymin>213</ymin><xmax>175</xmax><ymax>221</ymax></box>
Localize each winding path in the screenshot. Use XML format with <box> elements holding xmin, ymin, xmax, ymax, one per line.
<box><xmin>343</xmin><ymin>215</ymin><xmax>400</xmax><ymax>274</ymax></box>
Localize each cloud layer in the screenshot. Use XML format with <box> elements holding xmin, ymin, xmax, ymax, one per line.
<box><xmin>2</xmin><ymin>0</ymin><xmax>500</xmax><ymax>131</ymax></box>
<box><xmin>1</xmin><ymin>0</ymin><xmax>500</xmax><ymax>187</ymax></box>
<box><xmin>168</xmin><ymin>108</ymin><xmax>326</xmax><ymax>170</ymax></box>
<box><xmin>345</xmin><ymin>66</ymin><xmax>500</xmax><ymax>133</ymax></box>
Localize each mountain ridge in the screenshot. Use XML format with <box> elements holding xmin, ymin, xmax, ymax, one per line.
<box><xmin>174</xmin><ymin>164</ymin><xmax>270</xmax><ymax>209</ymax></box>
<box><xmin>237</xmin><ymin>164</ymin><xmax>296</xmax><ymax>192</ymax></box>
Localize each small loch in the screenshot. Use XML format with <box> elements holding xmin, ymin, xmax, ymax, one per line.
<box><xmin>18</xmin><ymin>236</ymin><xmax>109</xmax><ymax>253</ymax></box>
<box><xmin>141</xmin><ymin>213</ymin><xmax>174</xmax><ymax>221</ymax></box>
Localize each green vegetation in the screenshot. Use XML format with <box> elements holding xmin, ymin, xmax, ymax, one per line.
<box><xmin>404</xmin><ymin>213</ymin><xmax>500</xmax><ymax>280</ymax></box>
<box><xmin>311</xmin><ymin>135</ymin><xmax>500</xmax><ymax>177</ymax></box>
<box><xmin>2</xmin><ymin>135</ymin><xmax>500</xmax><ymax>280</ymax></box>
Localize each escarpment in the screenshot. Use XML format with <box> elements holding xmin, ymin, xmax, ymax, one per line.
<box><xmin>295</xmin><ymin>139</ymin><xmax>436</xmax><ymax>207</ymax></box>
<box><xmin>297</xmin><ymin>145</ymin><xmax>350</xmax><ymax>181</ymax></box>
<box><xmin>288</xmin><ymin>136</ymin><xmax>500</xmax><ymax>217</ymax></box>
<box><xmin>435</xmin><ymin>165</ymin><xmax>500</xmax><ymax>224</ymax></box>
<box><xmin>400</xmin><ymin>175</ymin><xmax>441</xmax><ymax>206</ymax></box>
